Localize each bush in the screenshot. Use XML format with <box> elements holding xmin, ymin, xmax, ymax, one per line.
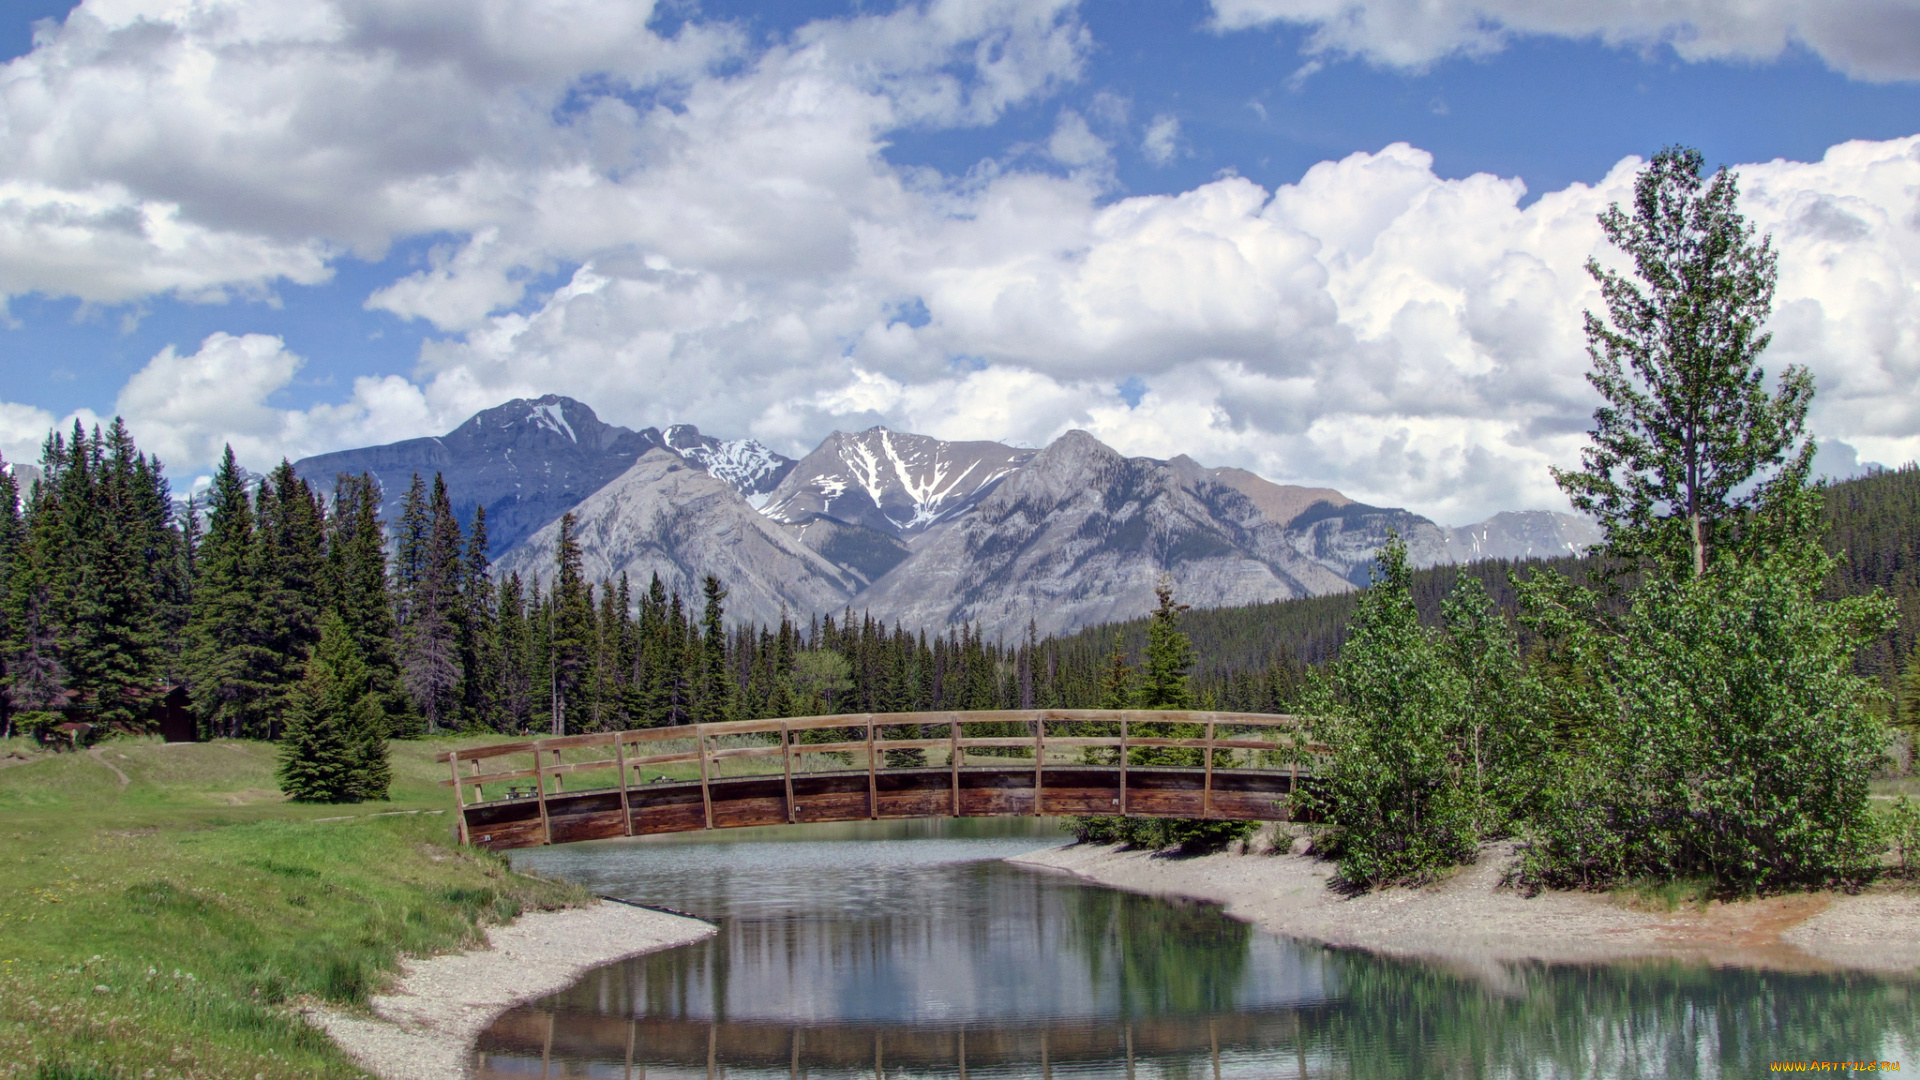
<box><xmin>1517</xmin><ymin>543</ymin><xmax>1892</xmax><ymax>894</ymax></box>
<box><xmin>1066</xmin><ymin>814</ymin><xmax>1257</xmax><ymax>854</ymax></box>
<box><xmin>1296</xmin><ymin>540</ymin><xmax>1543</xmax><ymax>889</ymax></box>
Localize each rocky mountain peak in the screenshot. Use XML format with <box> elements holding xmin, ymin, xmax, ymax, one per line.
<box><xmin>760</xmin><ymin>426</ymin><xmax>1036</xmax><ymax>539</ymax></box>
<box><xmin>661</xmin><ymin>423</ymin><xmax>796</xmax><ymax>504</ymax></box>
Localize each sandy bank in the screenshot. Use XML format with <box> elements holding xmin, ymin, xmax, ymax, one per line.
<box><xmin>1011</xmin><ymin>841</ymin><xmax>1920</xmax><ymax>975</ymax></box>
<box><xmin>306</xmin><ymin>900</ymin><xmax>714</xmax><ymax>1080</ymax></box>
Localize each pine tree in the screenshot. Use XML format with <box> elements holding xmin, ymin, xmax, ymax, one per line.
<box><xmin>460</xmin><ymin>505</ymin><xmax>499</xmax><ymax>731</ymax></box>
<box><xmin>694</xmin><ymin>575</ymin><xmax>734</xmax><ymax>724</ymax></box>
<box><xmin>496</xmin><ymin>572</ymin><xmax>535</xmax><ymax>733</ymax></box>
<box><xmin>323</xmin><ymin>473</ymin><xmax>407</xmax><ymax>730</ymax></box>
<box><xmin>1553</xmin><ymin>145</ymin><xmax>1806</xmax><ymax>579</ymax></box>
<box><xmin>185</xmin><ymin>447</ymin><xmax>276</xmax><ymax>738</ymax></box>
<box><xmin>548</xmin><ymin>512</ymin><xmax>594</xmax><ymax>734</ymax></box>
<box><xmin>256</xmin><ymin>460</ymin><xmax>327</xmax><ymax>729</ymax></box>
<box><xmin>278</xmin><ymin>613</ymin><xmax>390</xmax><ymax>803</ymax></box>
<box><xmin>1137</xmin><ymin>581</ymin><xmax>1193</xmax><ymax>709</ymax></box>
<box><xmin>398</xmin><ymin>475</ymin><xmax>464</xmax><ymax>732</ymax></box>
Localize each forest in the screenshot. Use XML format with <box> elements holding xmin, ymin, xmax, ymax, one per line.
<box><xmin>3</xmin><ymin>417</ymin><xmax>1917</xmax><ymax>749</ymax></box>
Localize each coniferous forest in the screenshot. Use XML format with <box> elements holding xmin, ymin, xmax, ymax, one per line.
<box><xmin>3</xmin><ymin>419</ymin><xmax>1919</xmax><ymax>752</ymax></box>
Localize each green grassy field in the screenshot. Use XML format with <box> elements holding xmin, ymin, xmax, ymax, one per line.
<box><xmin>0</xmin><ymin>734</ymin><xmax>589</xmax><ymax>1080</ymax></box>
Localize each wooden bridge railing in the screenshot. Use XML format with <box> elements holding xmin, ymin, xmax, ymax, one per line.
<box><xmin>438</xmin><ymin>710</ymin><xmax>1319</xmax><ymax>846</ymax></box>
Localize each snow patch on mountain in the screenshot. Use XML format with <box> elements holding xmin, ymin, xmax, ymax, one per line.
<box><xmin>662</xmin><ymin>424</ymin><xmax>796</xmax><ymax>498</ymax></box>
<box><xmin>528</xmin><ymin>402</ymin><xmax>577</xmax><ymax>443</ymax></box>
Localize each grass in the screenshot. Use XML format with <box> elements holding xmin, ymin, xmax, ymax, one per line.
<box><xmin>0</xmin><ymin>733</ymin><xmax>590</xmax><ymax>1080</ymax></box>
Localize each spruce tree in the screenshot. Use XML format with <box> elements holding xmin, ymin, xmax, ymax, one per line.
<box><xmin>278</xmin><ymin>613</ymin><xmax>390</xmax><ymax>803</ymax></box>
<box><xmin>256</xmin><ymin>461</ymin><xmax>327</xmax><ymax>728</ymax></box>
<box><xmin>694</xmin><ymin>575</ymin><xmax>734</xmax><ymax>724</ymax></box>
<box><xmin>548</xmin><ymin>513</ymin><xmax>594</xmax><ymax>734</ymax></box>
<box><xmin>185</xmin><ymin>447</ymin><xmax>275</xmax><ymax>738</ymax></box>
<box><xmin>398</xmin><ymin>475</ymin><xmax>464</xmax><ymax>732</ymax></box>
<box><xmin>323</xmin><ymin>473</ymin><xmax>407</xmax><ymax>729</ymax></box>
<box><xmin>460</xmin><ymin>505</ymin><xmax>498</xmax><ymax>731</ymax></box>
<box><xmin>1137</xmin><ymin>582</ymin><xmax>1193</xmax><ymax>709</ymax></box>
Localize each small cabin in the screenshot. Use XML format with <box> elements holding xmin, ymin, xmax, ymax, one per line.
<box><xmin>147</xmin><ymin>685</ymin><xmax>197</xmax><ymax>743</ymax></box>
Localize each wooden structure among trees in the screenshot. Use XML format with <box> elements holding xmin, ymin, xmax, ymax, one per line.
<box><xmin>442</xmin><ymin>710</ymin><xmax>1312</xmax><ymax>850</ymax></box>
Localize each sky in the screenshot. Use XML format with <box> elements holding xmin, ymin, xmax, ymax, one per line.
<box><xmin>0</xmin><ymin>0</ymin><xmax>1917</xmax><ymax>525</ymax></box>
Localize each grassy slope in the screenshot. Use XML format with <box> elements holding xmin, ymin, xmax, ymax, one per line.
<box><xmin>0</xmin><ymin>735</ymin><xmax>589</xmax><ymax>1080</ymax></box>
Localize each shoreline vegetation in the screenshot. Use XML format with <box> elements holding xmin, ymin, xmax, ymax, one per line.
<box><xmin>1011</xmin><ymin>836</ymin><xmax>1920</xmax><ymax>976</ymax></box>
<box><xmin>0</xmin><ymin>733</ymin><xmax>602</xmax><ymax>1080</ymax></box>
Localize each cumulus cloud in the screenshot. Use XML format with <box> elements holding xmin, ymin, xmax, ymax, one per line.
<box><xmin>4</xmin><ymin>0</ymin><xmax>1920</xmax><ymax>526</ymax></box>
<box><xmin>1207</xmin><ymin>0</ymin><xmax>1920</xmax><ymax>81</ymax></box>
<box><xmin>114</xmin><ymin>332</ymin><xmax>450</xmax><ymax>472</ymax></box>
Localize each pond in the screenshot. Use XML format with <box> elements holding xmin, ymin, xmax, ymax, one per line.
<box><xmin>478</xmin><ymin>820</ymin><xmax>1918</xmax><ymax>1078</ymax></box>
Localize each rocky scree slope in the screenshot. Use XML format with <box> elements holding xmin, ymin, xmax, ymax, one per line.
<box><xmin>494</xmin><ymin>449</ymin><xmax>860</xmax><ymax>628</ymax></box>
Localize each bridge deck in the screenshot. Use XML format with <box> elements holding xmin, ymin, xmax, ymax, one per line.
<box><xmin>440</xmin><ymin>710</ymin><xmax>1314</xmax><ymax>851</ymax></box>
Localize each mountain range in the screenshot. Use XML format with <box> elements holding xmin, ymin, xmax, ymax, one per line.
<box><xmin>293</xmin><ymin>396</ymin><xmax>1600</xmax><ymax>637</ymax></box>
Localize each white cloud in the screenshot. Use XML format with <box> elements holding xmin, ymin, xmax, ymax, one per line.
<box><xmin>1141</xmin><ymin>113</ymin><xmax>1181</xmax><ymax>165</ymax></box>
<box><xmin>0</xmin><ymin>400</ymin><xmax>59</xmax><ymax>466</ymax></box>
<box><xmin>114</xmin><ymin>331</ymin><xmax>449</xmax><ymax>471</ymax></box>
<box><xmin>4</xmin><ymin>1</ymin><xmax>1919</xmax><ymax>525</ymax></box>
<box><xmin>1207</xmin><ymin>0</ymin><xmax>1920</xmax><ymax>81</ymax></box>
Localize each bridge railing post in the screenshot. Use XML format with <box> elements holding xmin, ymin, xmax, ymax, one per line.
<box><xmin>782</xmin><ymin>721</ymin><xmax>795</xmax><ymax>824</ymax></box>
<box><xmin>533</xmin><ymin>748</ymin><xmax>552</xmax><ymax>845</ymax></box>
<box><xmin>614</xmin><ymin>732</ymin><xmax>633</xmax><ymax>837</ymax></box>
<box><xmin>1119</xmin><ymin>715</ymin><xmax>1128</xmax><ymax>815</ymax></box>
<box><xmin>448</xmin><ymin>751</ymin><xmax>469</xmax><ymax>845</ymax></box>
<box><xmin>698</xmin><ymin>729</ymin><xmax>713</xmax><ymax>830</ymax></box>
<box><xmin>949</xmin><ymin>713</ymin><xmax>961</xmax><ymax>817</ymax></box>
<box><xmin>1033</xmin><ymin>714</ymin><xmax>1044</xmax><ymax>816</ymax></box>
<box><xmin>866</xmin><ymin>715</ymin><xmax>878</xmax><ymax>820</ymax></box>
<box><xmin>1203</xmin><ymin>717</ymin><xmax>1215</xmax><ymax>819</ymax></box>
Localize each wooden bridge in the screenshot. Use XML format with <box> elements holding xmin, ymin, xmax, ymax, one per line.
<box><xmin>441</xmin><ymin>710</ymin><xmax>1315</xmax><ymax>851</ymax></box>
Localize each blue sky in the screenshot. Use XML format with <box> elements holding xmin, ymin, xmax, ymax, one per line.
<box><xmin>0</xmin><ymin>0</ymin><xmax>1916</xmax><ymax>521</ymax></box>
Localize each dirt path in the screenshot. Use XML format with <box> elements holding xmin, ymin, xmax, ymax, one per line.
<box><xmin>86</xmin><ymin>748</ymin><xmax>130</xmax><ymax>787</ymax></box>
<box><xmin>1012</xmin><ymin>841</ymin><xmax>1920</xmax><ymax>975</ymax></box>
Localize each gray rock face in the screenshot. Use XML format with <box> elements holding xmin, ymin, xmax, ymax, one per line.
<box><xmin>1441</xmin><ymin>510</ymin><xmax>1602</xmax><ymax>563</ymax></box>
<box><xmin>292</xmin><ymin>395</ymin><xmax>667</xmax><ymax>553</ymax></box>
<box><xmin>761</xmin><ymin>427</ymin><xmax>1035</xmax><ymax>538</ymax></box>
<box><xmin>661</xmin><ymin>424</ymin><xmax>795</xmax><ymax>507</ymax></box>
<box><xmin>495</xmin><ymin>449</ymin><xmax>860</xmax><ymax>628</ymax></box>
<box><xmin>850</xmin><ymin>432</ymin><xmax>1354</xmax><ymax>638</ymax></box>
<box><xmin>291</xmin><ymin>396</ymin><xmax>788</xmax><ymax>554</ymax></box>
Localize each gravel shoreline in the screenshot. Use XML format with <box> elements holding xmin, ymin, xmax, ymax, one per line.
<box><xmin>1011</xmin><ymin>840</ymin><xmax>1920</xmax><ymax>975</ymax></box>
<box><xmin>305</xmin><ymin>900</ymin><xmax>715</xmax><ymax>1080</ymax></box>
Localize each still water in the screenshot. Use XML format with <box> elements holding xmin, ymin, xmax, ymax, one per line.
<box><xmin>479</xmin><ymin>820</ymin><xmax>1918</xmax><ymax>1078</ymax></box>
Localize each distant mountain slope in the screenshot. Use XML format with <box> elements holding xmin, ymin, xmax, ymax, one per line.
<box><xmin>850</xmin><ymin>432</ymin><xmax>1355</xmax><ymax>637</ymax></box>
<box><xmin>495</xmin><ymin>449</ymin><xmax>860</xmax><ymax>627</ymax></box>
<box><xmin>661</xmin><ymin>424</ymin><xmax>795</xmax><ymax>507</ymax></box>
<box><xmin>292</xmin><ymin>395</ymin><xmax>665</xmax><ymax>553</ymax></box>
<box><xmin>1207</xmin><ymin>467</ymin><xmax>1351</xmax><ymax>527</ymax></box>
<box><xmin>291</xmin><ymin>396</ymin><xmax>790</xmax><ymax>554</ymax></box>
<box><xmin>761</xmin><ymin>427</ymin><xmax>1035</xmax><ymax>539</ymax></box>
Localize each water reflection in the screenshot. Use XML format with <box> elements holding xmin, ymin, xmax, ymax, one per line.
<box><xmin>479</xmin><ymin>821</ymin><xmax>1920</xmax><ymax>1078</ymax></box>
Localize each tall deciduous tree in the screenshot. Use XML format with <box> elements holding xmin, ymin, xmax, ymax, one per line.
<box><xmin>1554</xmin><ymin>146</ymin><xmax>1808</xmax><ymax>579</ymax></box>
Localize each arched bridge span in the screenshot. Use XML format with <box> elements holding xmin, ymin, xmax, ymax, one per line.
<box><xmin>442</xmin><ymin>710</ymin><xmax>1316</xmax><ymax>851</ymax></box>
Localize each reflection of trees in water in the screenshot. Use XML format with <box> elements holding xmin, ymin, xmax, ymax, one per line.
<box><xmin>489</xmin><ymin>954</ymin><xmax>1920</xmax><ymax>1078</ymax></box>
<box><xmin>1064</xmin><ymin>879</ymin><xmax>1252</xmax><ymax>1017</ymax></box>
<box><xmin>1312</xmin><ymin>951</ymin><xmax>1920</xmax><ymax>1078</ymax></box>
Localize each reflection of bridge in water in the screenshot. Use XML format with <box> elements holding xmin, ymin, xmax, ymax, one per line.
<box><xmin>474</xmin><ymin>1008</ymin><xmax>1325</xmax><ymax>1078</ymax></box>
<box><xmin>441</xmin><ymin>711</ymin><xmax>1315</xmax><ymax>851</ymax></box>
